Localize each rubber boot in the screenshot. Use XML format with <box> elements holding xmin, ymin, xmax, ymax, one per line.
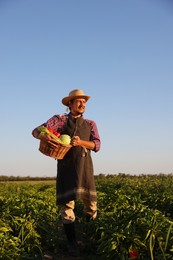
<box><xmin>85</xmin><ymin>214</ymin><xmax>92</xmax><ymax>222</ymax></box>
<box><xmin>63</xmin><ymin>222</ymin><xmax>80</xmax><ymax>257</ymax></box>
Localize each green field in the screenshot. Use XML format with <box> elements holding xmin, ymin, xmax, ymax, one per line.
<box><xmin>1</xmin><ymin>174</ymin><xmax>173</xmax><ymax>259</ymax></box>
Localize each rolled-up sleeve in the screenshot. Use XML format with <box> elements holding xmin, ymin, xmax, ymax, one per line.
<box><xmin>88</xmin><ymin>120</ymin><xmax>101</xmax><ymax>152</ymax></box>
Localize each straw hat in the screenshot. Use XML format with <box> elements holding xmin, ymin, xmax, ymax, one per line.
<box><xmin>62</xmin><ymin>89</ymin><xmax>90</xmax><ymax>106</ymax></box>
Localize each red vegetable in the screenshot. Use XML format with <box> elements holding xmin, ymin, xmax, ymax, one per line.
<box><xmin>53</xmin><ymin>131</ymin><xmax>61</xmax><ymax>137</ymax></box>
<box><xmin>129</xmin><ymin>249</ymin><xmax>138</xmax><ymax>259</ymax></box>
<box><xmin>47</xmin><ymin>127</ymin><xmax>54</xmax><ymax>133</ymax></box>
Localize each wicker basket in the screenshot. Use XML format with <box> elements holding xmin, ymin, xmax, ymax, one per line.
<box><xmin>39</xmin><ymin>140</ymin><xmax>72</xmax><ymax>160</ymax></box>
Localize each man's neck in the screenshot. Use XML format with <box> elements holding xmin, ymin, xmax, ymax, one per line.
<box><xmin>70</xmin><ymin>112</ymin><xmax>82</xmax><ymax>118</ymax></box>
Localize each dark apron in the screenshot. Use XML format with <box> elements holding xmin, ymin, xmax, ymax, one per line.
<box><xmin>56</xmin><ymin>117</ymin><xmax>97</xmax><ymax>204</ymax></box>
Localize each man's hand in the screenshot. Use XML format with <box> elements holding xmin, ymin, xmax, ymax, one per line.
<box><xmin>71</xmin><ymin>136</ymin><xmax>95</xmax><ymax>150</ymax></box>
<box><xmin>40</xmin><ymin>133</ymin><xmax>59</xmax><ymax>148</ymax></box>
<box><xmin>71</xmin><ymin>136</ymin><xmax>81</xmax><ymax>146</ymax></box>
<box><xmin>39</xmin><ymin>133</ymin><xmax>51</xmax><ymax>142</ymax></box>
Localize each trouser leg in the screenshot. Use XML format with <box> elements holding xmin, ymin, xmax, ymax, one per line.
<box><xmin>59</xmin><ymin>200</ymin><xmax>75</xmax><ymax>224</ymax></box>
<box><xmin>82</xmin><ymin>199</ymin><xmax>97</xmax><ymax>221</ymax></box>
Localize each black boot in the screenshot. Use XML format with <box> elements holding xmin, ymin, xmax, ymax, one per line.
<box><xmin>63</xmin><ymin>222</ymin><xmax>80</xmax><ymax>257</ymax></box>
<box><xmin>85</xmin><ymin>214</ymin><xmax>91</xmax><ymax>222</ymax></box>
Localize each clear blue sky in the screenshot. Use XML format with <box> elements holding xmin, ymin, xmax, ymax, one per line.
<box><xmin>0</xmin><ymin>0</ymin><xmax>173</xmax><ymax>177</ymax></box>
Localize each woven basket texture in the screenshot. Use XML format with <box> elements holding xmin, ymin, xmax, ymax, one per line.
<box><xmin>39</xmin><ymin>140</ymin><xmax>72</xmax><ymax>160</ymax></box>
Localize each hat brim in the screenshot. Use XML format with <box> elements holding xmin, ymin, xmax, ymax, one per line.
<box><xmin>62</xmin><ymin>95</ymin><xmax>90</xmax><ymax>106</ymax></box>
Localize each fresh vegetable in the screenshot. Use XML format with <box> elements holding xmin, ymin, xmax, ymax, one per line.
<box><xmin>47</xmin><ymin>127</ymin><xmax>54</xmax><ymax>133</ymax></box>
<box><xmin>53</xmin><ymin>131</ymin><xmax>61</xmax><ymax>138</ymax></box>
<box><xmin>38</xmin><ymin>126</ymin><xmax>49</xmax><ymax>134</ymax></box>
<box><xmin>129</xmin><ymin>249</ymin><xmax>138</xmax><ymax>259</ymax></box>
<box><xmin>38</xmin><ymin>126</ymin><xmax>71</xmax><ymax>145</ymax></box>
<box><xmin>60</xmin><ymin>134</ymin><xmax>71</xmax><ymax>145</ymax></box>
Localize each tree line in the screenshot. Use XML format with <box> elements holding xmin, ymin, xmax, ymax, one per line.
<box><xmin>0</xmin><ymin>175</ymin><xmax>56</xmax><ymax>182</ymax></box>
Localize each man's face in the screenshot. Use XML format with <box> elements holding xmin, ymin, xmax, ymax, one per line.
<box><xmin>69</xmin><ymin>98</ymin><xmax>86</xmax><ymax>116</ymax></box>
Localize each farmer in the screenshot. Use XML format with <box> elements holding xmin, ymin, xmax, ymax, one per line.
<box><xmin>32</xmin><ymin>89</ymin><xmax>101</xmax><ymax>257</ymax></box>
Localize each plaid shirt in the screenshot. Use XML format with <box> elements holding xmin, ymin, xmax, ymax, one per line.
<box><xmin>44</xmin><ymin>113</ymin><xmax>101</xmax><ymax>152</ymax></box>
